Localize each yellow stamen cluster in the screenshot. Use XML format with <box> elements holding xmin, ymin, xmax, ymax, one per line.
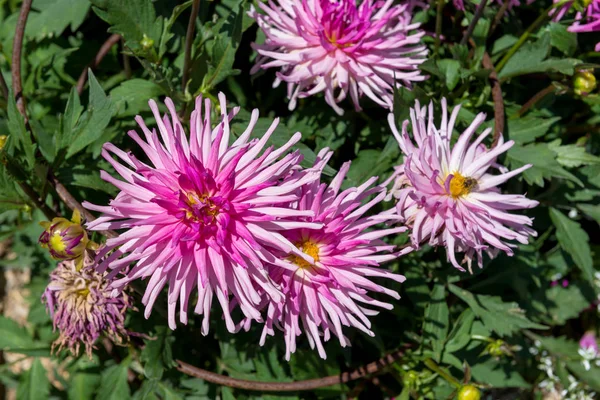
<box><xmin>448</xmin><ymin>172</ymin><xmax>477</xmax><ymax>198</ymax></box>
<box><xmin>291</xmin><ymin>240</ymin><xmax>320</xmax><ymax>270</ymax></box>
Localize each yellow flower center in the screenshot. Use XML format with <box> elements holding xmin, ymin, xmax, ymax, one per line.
<box><xmin>291</xmin><ymin>240</ymin><xmax>320</xmax><ymax>270</ymax></box>
<box><xmin>49</xmin><ymin>233</ymin><xmax>67</xmax><ymax>254</ymax></box>
<box><xmin>448</xmin><ymin>172</ymin><xmax>477</xmax><ymax>198</ymax></box>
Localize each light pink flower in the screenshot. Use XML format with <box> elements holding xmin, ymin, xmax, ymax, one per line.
<box><xmin>249</xmin><ymin>0</ymin><xmax>427</xmax><ymax>115</ymax></box>
<box><xmin>244</xmin><ymin>150</ymin><xmax>408</xmax><ymax>360</ymax></box>
<box><xmin>580</xmin><ymin>332</ymin><xmax>599</xmax><ymax>354</ymax></box>
<box><xmin>387</xmin><ymin>99</ymin><xmax>538</xmax><ymax>272</ymax></box>
<box><xmin>553</xmin><ymin>0</ymin><xmax>600</xmax><ymax>51</ymax></box>
<box><xmin>83</xmin><ymin>93</ymin><xmax>324</xmax><ymax>334</ymax></box>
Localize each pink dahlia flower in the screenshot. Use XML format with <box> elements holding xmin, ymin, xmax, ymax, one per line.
<box><xmin>246</xmin><ymin>150</ymin><xmax>408</xmax><ymax>360</ymax></box>
<box><xmin>553</xmin><ymin>0</ymin><xmax>600</xmax><ymax>51</ymax></box>
<box><xmin>249</xmin><ymin>0</ymin><xmax>427</xmax><ymax>115</ymax></box>
<box><xmin>43</xmin><ymin>251</ymin><xmax>130</xmax><ymax>357</ymax></box>
<box><xmin>83</xmin><ymin>94</ymin><xmax>324</xmax><ymax>333</ymax></box>
<box><xmin>387</xmin><ymin>99</ymin><xmax>538</xmax><ymax>272</ymax></box>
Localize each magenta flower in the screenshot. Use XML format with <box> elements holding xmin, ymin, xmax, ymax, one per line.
<box><xmin>83</xmin><ymin>94</ymin><xmax>324</xmax><ymax>334</ymax></box>
<box><xmin>43</xmin><ymin>251</ymin><xmax>130</xmax><ymax>357</ymax></box>
<box><xmin>247</xmin><ymin>151</ymin><xmax>408</xmax><ymax>360</ymax></box>
<box><xmin>553</xmin><ymin>0</ymin><xmax>600</xmax><ymax>51</ymax></box>
<box><xmin>387</xmin><ymin>99</ymin><xmax>538</xmax><ymax>272</ymax></box>
<box><xmin>249</xmin><ymin>0</ymin><xmax>427</xmax><ymax>115</ymax></box>
<box><xmin>580</xmin><ymin>332</ymin><xmax>599</xmax><ymax>354</ymax></box>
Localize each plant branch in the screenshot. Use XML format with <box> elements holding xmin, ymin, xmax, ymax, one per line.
<box><xmin>489</xmin><ymin>0</ymin><xmax>511</xmax><ymax>37</ymax></box>
<box><xmin>11</xmin><ymin>0</ymin><xmax>33</xmax><ymax>123</ymax></box>
<box><xmin>515</xmin><ymin>83</ymin><xmax>556</xmax><ymax>118</ymax></box>
<box><xmin>495</xmin><ymin>5</ymin><xmax>553</xmax><ymax>73</ymax></box>
<box><xmin>182</xmin><ymin>0</ymin><xmax>201</xmax><ymax>92</ymax></box>
<box><xmin>460</xmin><ymin>0</ymin><xmax>488</xmax><ymax>46</ymax></box>
<box><xmin>482</xmin><ymin>52</ymin><xmax>504</xmax><ymax>147</ymax></box>
<box><xmin>76</xmin><ymin>34</ymin><xmax>121</xmax><ymax>96</ymax></box>
<box><xmin>0</xmin><ymin>70</ymin><xmax>8</xmax><ymax>100</ymax></box>
<box><xmin>176</xmin><ymin>346</ymin><xmax>411</xmax><ymax>392</ymax></box>
<box><xmin>17</xmin><ymin>181</ymin><xmax>56</xmax><ymax>220</ymax></box>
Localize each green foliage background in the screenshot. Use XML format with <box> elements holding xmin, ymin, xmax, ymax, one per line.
<box><xmin>0</xmin><ymin>0</ymin><xmax>599</xmax><ymax>398</ymax></box>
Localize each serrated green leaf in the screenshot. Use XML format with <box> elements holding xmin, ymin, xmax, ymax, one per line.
<box><xmin>110</xmin><ymin>79</ymin><xmax>164</xmax><ymax>117</ymax></box>
<box><xmin>16</xmin><ymin>359</ymin><xmax>50</xmax><ymax>400</ymax></box>
<box><xmin>29</xmin><ymin>0</ymin><xmax>90</xmax><ymax>41</ymax></box>
<box><xmin>507</xmin><ymin>143</ymin><xmax>583</xmax><ymax>187</ymax></box>
<box><xmin>548</xmin><ymin>140</ymin><xmax>600</xmax><ymax>168</ymax></box>
<box><xmin>506</xmin><ymin>116</ymin><xmax>560</xmax><ymax>144</ymax></box>
<box><xmin>7</xmin><ymin>91</ymin><xmax>35</xmax><ymax>170</ymax></box>
<box><xmin>437</xmin><ymin>59</ymin><xmax>461</xmax><ymax>91</ymax></box>
<box><xmin>141</xmin><ymin>326</ymin><xmax>174</xmax><ymax>380</ymax></box>
<box><xmin>96</xmin><ymin>361</ymin><xmax>131</xmax><ymax>400</ymax></box>
<box><xmin>549</xmin><ymin>208</ymin><xmax>594</xmax><ymax>282</ymax></box>
<box><xmin>68</xmin><ymin>373</ymin><xmax>101</xmax><ymax>400</ymax></box>
<box><xmin>67</xmin><ymin>70</ymin><xmax>116</xmax><ymax>158</ymax></box>
<box><xmin>547</xmin><ymin>22</ymin><xmax>578</xmax><ymax>56</ymax></box>
<box><xmin>498</xmin><ymin>33</ymin><xmax>551</xmax><ymax>79</ymax></box>
<box><xmin>448</xmin><ymin>284</ymin><xmax>547</xmax><ymax>336</ymax></box>
<box><xmin>423</xmin><ymin>284</ymin><xmax>449</xmax><ymax>362</ymax></box>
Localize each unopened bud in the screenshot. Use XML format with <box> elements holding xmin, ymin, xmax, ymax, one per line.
<box><xmin>402</xmin><ymin>370</ymin><xmax>420</xmax><ymax>388</ymax></box>
<box><xmin>39</xmin><ymin>210</ymin><xmax>89</xmax><ymax>263</ymax></box>
<box><xmin>573</xmin><ymin>70</ymin><xmax>596</xmax><ymax>96</ymax></box>
<box><xmin>458</xmin><ymin>385</ymin><xmax>481</xmax><ymax>400</ymax></box>
<box><xmin>0</xmin><ymin>135</ymin><xmax>7</xmax><ymax>151</ymax></box>
<box><xmin>141</xmin><ymin>34</ymin><xmax>154</xmax><ymax>50</ymax></box>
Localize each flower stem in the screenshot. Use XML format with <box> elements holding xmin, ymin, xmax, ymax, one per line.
<box><xmin>182</xmin><ymin>0</ymin><xmax>201</xmax><ymax>92</ymax></box>
<box><xmin>434</xmin><ymin>0</ymin><xmax>445</xmax><ymax>57</ymax></box>
<box><xmin>460</xmin><ymin>0</ymin><xmax>488</xmax><ymax>46</ymax></box>
<box><xmin>496</xmin><ymin>2</ymin><xmax>568</xmax><ymax>73</ymax></box>
<box><xmin>424</xmin><ymin>358</ymin><xmax>462</xmax><ymax>388</ymax></box>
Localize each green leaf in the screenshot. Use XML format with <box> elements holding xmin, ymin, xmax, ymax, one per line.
<box><xmin>470</xmin><ymin>358</ymin><xmax>530</xmax><ymax>388</ymax></box>
<box><xmin>531</xmin><ymin>282</ymin><xmax>594</xmax><ymax>325</ymax></box>
<box><xmin>448</xmin><ymin>284</ymin><xmax>547</xmax><ymax>336</ymax></box>
<box><xmin>201</xmin><ymin>1</ymin><xmax>245</xmax><ymax>91</ymax></box>
<box><xmin>29</xmin><ymin>0</ymin><xmax>90</xmax><ymax>41</ymax></box>
<box><xmin>141</xmin><ymin>326</ymin><xmax>174</xmax><ymax>380</ymax></box>
<box><xmin>549</xmin><ymin>208</ymin><xmax>594</xmax><ymax>282</ymax></box>
<box><xmin>546</xmin><ymin>22</ymin><xmax>578</xmax><ymax>56</ymax></box>
<box><xmin>445</xmin><ymin>309</ymin><xmax>475</xmax><ymax>353</ymax></box>
<box><xmin>96</xmin><ymin>361</ymin><xmax>131</xmax><ymax>400</ymax></box>
<box><xmin>16</xmin><ymin>359</ymin><xmax>50</xmax><ymax>400</ymax></box>
<box><xmin>67</xmin><ymin>70</ymin><xmax>116</xmax><ymax>159</ymax></box>
<box><xmin>158</xmin><ymin>1</ymin><xmax>194</xmax><ymax>59</ymax></box>
<box><xmin>422</xmin><ymin>284</ymin><xmax>449</xmax><ymax>362</ymax></box>
<box><xmin>506</xmin><ymin>116</ymin><xmax>560</xmax><ymax>144</ymax></box>
<box><xmin>498</xmin><ymin>33</ymin><xmax>550</xmax><ymax>80</ymax></box>
<box><xmin>7</xmin><ymin>90</ymin><xmax>35</xmax><ymax>170</ymax></box>
<box><xmin>548</xmin><ymin>140</ymin><xmax>600</xmax><ymax>168</ymax></box>
<box><xmin>59</xmin><ymin>87</ymin><xmax>84</xmax><ymax>152</ymax></box>
<box><xmin>437</xmin><ymin>59</ymin><xmax>461</xmax><ymax>91</ymax></box>
<box><xmin>91</xmin><ymin>0</ymin><xmax>163</xmax><ymax>57</ymax></box>
<box><xmin>507</xmin><ymin>143</ymin><xmax>584</xmax><ymax>187</ymax></box>
<box><xmin>578</xmin><ymin>203</ymin><xmax>600</xmax><ymax>226</ymax></box>
<box><xmin>68</xmin><ymin>373</ymin><xmax>101</xmax><ymax>400</ymax></box>
<box><xmin>110</xmin><ymin>79</ymin><xmax>164</xmax><ymax>117</ymax></box>
<box><xmin>0</xmin><ymin>316</ymin><xmax>37</xmax><ymax>350</ymax></box>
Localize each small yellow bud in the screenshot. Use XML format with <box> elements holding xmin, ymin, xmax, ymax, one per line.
<box><xmin>141</xmin><ymin>34</ymin><xmax>154</xmax><ymax>50</ymax></box>
<box><xmin>0</xmin><ymin>135</ymin><xmax>7</xmax><ymax>151</ymax></box>
<box><xmin>573</xmin><ymin>70</ymin><xmax>597</xmax><ymax>96</ymax></box>
<box><xmin>458</xmin><ymin>385</ymin><xmax>481</xmax><ymax>400</ymax></box>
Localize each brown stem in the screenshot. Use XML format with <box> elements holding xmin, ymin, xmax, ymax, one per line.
<box><xmin>17</xmin><ymin>181</ymin><xmax>56</xmax><ymax>220</ymax></box>
<box><xmin>49</xmin><ymin>172</ymin><xmax>118</xmax><ymax>238</ymax></box>
<box><xmin>182</xmin><ymin>0</ymin><xmax>201</xmax><ymax>92</ymax></box>
<box><xmin>76</xmin><ymin>34</ymin><xmax>121</xmax><ymax>96</ymax></box>
<box><xmin>482</xmin><ymin>52</ymin><xmax>504</xmax><ymax>147</ymax></box>
<box><xmin>122</xmin><ymin>39</ymin><xmax>132</xmax><ymax>79</ymax></box>
<box><xmin>11</xmin><ymin>0</ymin><xmax>32</xmax><ymax>123</ymax></box>
<box><xmin>176</xmin><ymin>347</ymin><xmax>410</xmax><ymax>392</ymax></box>
<box><xmin>489</xmin><ymin>0</ymin><xmax>511</xmax><ymax>37</ymax></box>
<box><xmin>0</xmin><ymin>70</ymin><xmax>8</xmax><ymax>100</ymax></box>
<box><xmin>460</xmin><ymin>0</ymin><xmax>488</xmax><ymax>46</ymax></box>
<box><xmin>515</xmin><ymin>84</ymin><xmax>556</xmax><ymax>118</ymax></box>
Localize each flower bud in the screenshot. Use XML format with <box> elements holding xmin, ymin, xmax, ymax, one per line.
<box><xmin>573</xmin><ymin>70</ymin><xmax>597</xmax><ymax>96</ymax></box>
<box><xmin>458</xmin><ymin>385</ymin><xmax>481</xmax><ymax>400</ymax></box>
<box><xmin>0</xmin><ymin>135</ymin><xmax>7</xmax><ymax>151</ymax></box>
<box><xmin>140</xmin><ymin>34</ymin><xmax>154</xmax><ymax>50</ymax></box>
<box><xmin>39</xmin><ymin>210</ymin><xmax>89</xmax><ymax>263</ymax></box>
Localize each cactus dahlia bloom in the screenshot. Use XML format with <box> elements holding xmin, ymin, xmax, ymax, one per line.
<box><xmin>249</xmin><ymin>0</ymin><xmax>427</xmax><ymax>115</ymax></box>
<box><xmin>84</xmin><ymin>94</ymin><xmax>324</xmax><ymax>333</ymax></box>
<box><xmin>246</xmin><ymin>150</ymin><xmax>408</xmax><ymax>360</ymax></box>
<box><xmin>387</xmin><ymin>99</ymin><xmax>538</xmax><ymax>272</ymax></box>
<box><xmin>43</xmin><ymin>251</ymin><xmax>130</xmax><ymax>357</ymax></box>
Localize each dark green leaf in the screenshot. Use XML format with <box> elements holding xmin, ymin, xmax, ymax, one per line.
<box><xmin>422</xmin><ymin>284</ymin><xmax>449</xmax><ymax>362</ymax></box>
<box><xmin>68</xmin><ymin>373</ymin><xmax>101</xmax><ymax>400</ymax></box>
<box><xmin>16</xmin><ymin>359</ymin><xmax>50</xmax><ymax>400</ymax></box>
<box><xmin>7</xmin><ymin>91</ymin><xmax>35</xmax><ymax>170</ymax></box>
<box><xmin>141</xmin><ymin>326</ymin><xmax>174</xmax><ymax>380</ymax></box>
<box><xmin>96</xmin><ymin>361</ymin><xmax>131</xmax><ymax>400</ymax></box>
<box><xmin>549</xmin><ymin>208</ymin><xmax>594</xmax><ymax>282</ymax></box>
